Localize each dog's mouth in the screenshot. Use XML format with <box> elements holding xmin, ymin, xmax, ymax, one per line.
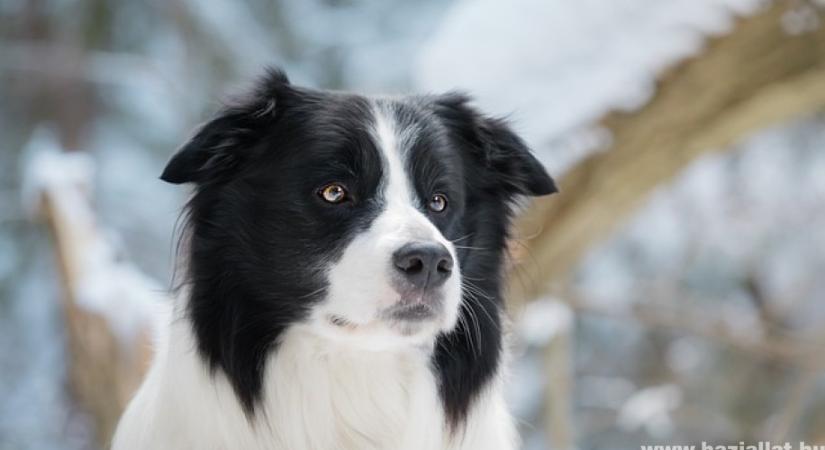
<box><xmin>326</xmin><ymin>300</ymin><xmax>440</xmax><ymax>332</ymax></box>
<box><xmin>382</xmin><ymin>303</ymin><xmax>437</xmax><ymax>322</ymax></box>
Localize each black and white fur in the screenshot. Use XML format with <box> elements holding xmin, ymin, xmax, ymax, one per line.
<box><xmin>112</xmin><ymin>68</ymin><xmax>556</xmax><ymax>450</ymax></box>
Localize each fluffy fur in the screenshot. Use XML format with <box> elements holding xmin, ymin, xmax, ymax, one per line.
<box><xmin>112</xmin><ymin>68</ymin><xmax>556</xmax><ymax>450</ymax></box>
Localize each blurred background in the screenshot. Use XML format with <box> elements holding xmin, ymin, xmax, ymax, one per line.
<box><xmin>2</xmin><ymin>0</ymin><xmax>825</xmax><ymax>449</ymax></box>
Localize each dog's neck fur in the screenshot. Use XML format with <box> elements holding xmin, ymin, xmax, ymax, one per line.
<box><xmin>258</xmin><ymin>326</ymin><xmax>444</xmax><ymax>449</ymax></box>
<box><xmin>112</xmin><ymin>302</ymin><xmax>516</xmax><ymax>450</ymax></box>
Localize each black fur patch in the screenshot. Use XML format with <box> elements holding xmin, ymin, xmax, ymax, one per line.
<box><xmin>425</xmin><ymin>93</ymin><xmax>556</xmax><ymax>427</ymax></box>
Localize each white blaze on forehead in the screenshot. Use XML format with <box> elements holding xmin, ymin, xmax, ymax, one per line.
<box><xmin>371</xmin><ymin>102</ymin><xmax>417</xmax><ymax>207</ymax></box>
<box><xmin>368</xmin><ymin>100</ymin><xmax>448</xmax><ymax>245</ymax></box>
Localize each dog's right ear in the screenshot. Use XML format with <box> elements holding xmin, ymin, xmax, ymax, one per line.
<box><xmin>160</xmin><ymin>112</ymin><xmax>250</xmax><ymax>184</ymax></box>
<box><xmin>160</xmin><ymin>68</ymin><xmax>291</xmax><ymax>185</ymax></box>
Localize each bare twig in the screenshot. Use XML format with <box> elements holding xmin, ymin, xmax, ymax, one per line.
<box><xmin>563</xmin><ymin>293</ymin><xmax>820</xmax><ymax>369</ymax></box>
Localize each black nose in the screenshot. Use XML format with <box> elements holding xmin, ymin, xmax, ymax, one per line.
<box><xmin>392</xmin><ymin>242</ymin><xmax>454</xmax><ymax>289</ymax></box>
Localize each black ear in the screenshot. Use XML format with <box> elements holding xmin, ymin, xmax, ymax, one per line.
<box><xmin>433</xmin><ymin>93</ymin><xmax>557</xmax><ymax>196</ymax></box>
<box><xmin>477</xmin><ymin>116</ymin><xmax>558</xmax><ymax>196</ymax></box>
<box><xmin>160</xmin><ymin>67</ymin><xmax>291</xmax><ymax>184</ymax></box>
<box><xmin>160</xmin><ymin>113</ymin><xmax>248</xmax><ymax>184</ymax></box>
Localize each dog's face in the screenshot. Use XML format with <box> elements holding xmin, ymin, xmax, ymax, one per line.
<box><xmin>162</xmin><ymin>68</ymin><xmax>556</xmax><ymax>410</ymax></box>
<box><xmin>313</xmin><ymin>101</ymin><xmax>466</xmax><ymax>348</ymax></box>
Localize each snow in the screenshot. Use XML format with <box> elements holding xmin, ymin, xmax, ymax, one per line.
<box><xmin>577</xmin><ymin>375</ymin><xmax>637</xmax><ymax>410</ymax></box>
<box><xmin>666</xmin><ymin>336</ymin><xmax>708</xmax><ymax>376</ymax></box>
<box><xmin>617</xmin><ymin>384</ymin><xmax>683</xmax><ymax>438</ymax></box>
<box><xmin>21</xmin><ymin>129</ymin><xmax>168</xmax><ymax>344</ymax></box>
<box><xmin>780</xmin><ymin>3</ymin><xmax>822</xmax><ymax>35</ymax></box>
<box><xmin>415</xmin><ymin>0</ymin><xmax>767</xmax><ymax>173</ymax></box>
<box><xmin>519</xmin><ymin>297</ymin><xmax>573</xmax><ymax>345</ymax></box>
<box><xmin>71</xmin><ymin>235</ymin><xmax>168</xmax><ymax>342</ymax></box>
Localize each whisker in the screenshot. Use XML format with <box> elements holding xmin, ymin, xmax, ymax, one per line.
<box><xmin>450</xmin><ymin>233</ymin><xmax>475</xmax><ymax>244</ymax></box>
<box><xmin>436</xmin><ymin>334</ymin><xmax>460</xmax><ymax>362</ymax></box>
<box><xmin>452</xmin><ymin>245</ymin><xmax>488</xmax><ymax>251</ymax></box>
<box><xmin>462</xmin><ymin>280</ymin><xmax>493</xmax><ymax>300</ymax></box>
<box><xmin>298</xmin><ymin>286</ymin><xmax>326</xmax><ymax>299</ymax></box>
<box><xmin>461</xmin><ymin>275</ymin><xmax>486</xmax><ymax>282</ymax></box>
<box><xmin>458</xmin><ymin>308</ymin><xmax>478</xmax><ymax>357</ymax></box>
<box><xmin>461</xmin><ymin>280</ymin><xmax>501</xmax><ymax>331</ymax></box>
<box><xmin>460</xmin><ymin>301</ymin><xmax>482</xmax><ymax>357</ymax></box>
<box><xmin>463</xmin><ymin>291</ymin><xmax>499</xmax><ymax>333</ymax></box>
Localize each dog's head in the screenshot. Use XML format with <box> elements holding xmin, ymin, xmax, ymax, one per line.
<box><xmin>163</xmin><ymin>68</ymin><xmax>556</xmax><ymax>411</ymax></box>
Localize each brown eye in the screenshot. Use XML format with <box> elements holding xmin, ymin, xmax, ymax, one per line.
<box><xmin>428</xmin><ymin>193</ymin><xmax>448</xmax><ymax>213</ymax></box>
<box><xmin>319</xmin><ymin>183</ymin><xmax>347</xmax><ymax>203</ymax></box>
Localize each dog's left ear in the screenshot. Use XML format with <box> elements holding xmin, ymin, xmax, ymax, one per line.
<box><xmin>433</xmin><ymin>93</ymin><xmax>558</xmax><ymax>197</ymax></box>
<box><xmin>477</xmin><ymin>116</ymin><xmax>558</xmax><ymax>196</ymax></box>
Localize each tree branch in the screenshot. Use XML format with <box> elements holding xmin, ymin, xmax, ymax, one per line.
<box><xmin>508</xmin><ymin>1</ymin><xmax>825</xmax><ymax>307</ymax></box>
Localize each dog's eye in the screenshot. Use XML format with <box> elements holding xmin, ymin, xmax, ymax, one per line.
<box><xmin>428</xmin><ymin>193</ymin><xmax>448</xmax><ymax>213</ymax></box>
<box><xmin>319</xmin><ymin>183</ymin><xmax>348</xmax><ymax>204</ymax></box>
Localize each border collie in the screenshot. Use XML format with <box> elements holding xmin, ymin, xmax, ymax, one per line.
<box><xmin>112</xmin><ymin>67</ymin><xmax>556</xmax><ymax>450</ymax></box>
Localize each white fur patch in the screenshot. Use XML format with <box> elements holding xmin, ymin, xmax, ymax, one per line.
<box><xmin>112</xmin><ymin>311</ymin><xmax>516</xmax><ymax>450</ymax></box>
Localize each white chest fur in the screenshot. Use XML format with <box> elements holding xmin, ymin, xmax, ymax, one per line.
<box><xmin>112</xmin><ymin>317</ymin><xmax>516</xmax><ymax>450</ymax></box>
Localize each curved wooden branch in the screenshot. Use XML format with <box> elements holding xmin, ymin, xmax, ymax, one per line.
<box><xmin>508</xmin><ymin>1</ymin><xmax>825</xmax><ymax>307</ymax></box>
<box><xmin>32</xmin><ymin>153</ymin><xmax>157</xmax><ymax>445</ymax></box>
